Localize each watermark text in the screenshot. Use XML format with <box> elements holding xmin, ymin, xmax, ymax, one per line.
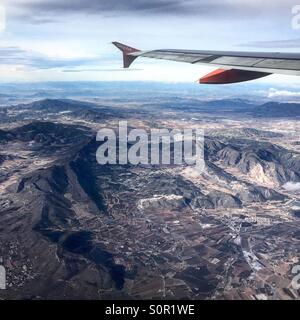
<box><xmin>96</xmin><ymin>122</ymin><xmax>205</xmax><ymax>174</ymax></box>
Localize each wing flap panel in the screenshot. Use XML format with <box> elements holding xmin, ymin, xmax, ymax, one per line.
<box><xmin>254</xmin><ymin>59</ymin><xmax>300</xmax><ymax>70</ymax></box>
<box><xmin>140</xmin><ymin>51</ymin><xmax>211</xmax><ymax>63</ymax></box>
<box><xmin>203</xmin><ymin>56</ymin><xmax>265</xmax><ymax>67</ymax></box>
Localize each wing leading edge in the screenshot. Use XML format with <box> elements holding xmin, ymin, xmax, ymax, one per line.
<box><xmin>112</xmin><ymin>41</ymin><xmax>300</xmax><ymax>84</ymax></box>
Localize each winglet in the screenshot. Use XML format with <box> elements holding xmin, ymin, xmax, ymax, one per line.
<box><xmin>112</xmin><ymin>42</ymin><xmax>140</xmax><ymax>68</ymax></box>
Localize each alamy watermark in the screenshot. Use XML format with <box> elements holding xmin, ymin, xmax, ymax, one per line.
<box><xmin>291</xmin><ymin>265</ymin><xmax>300</xmax><ymax>290</ymax></box>
<box><xmin>292</xmin><ymin>5</ymin><xmax>300</xmax><ymax>29</ymax></box>
<box><xmin>96</xmin><ymin>121</ymin><xmax>205</xmax><ymax>174</ymax></box>
<box><xmin>0</xmin><ymin>5</ymin><xmax>6</xmax><ymax>33</ymax></box>
<box><xmin>0</xmin><ymin>265</ymin><xmax>6</xmax><ymax>290</ymax></box>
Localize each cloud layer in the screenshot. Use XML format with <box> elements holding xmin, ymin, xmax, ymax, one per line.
<box><xmin>0</xmin><ymin>0</ymin><xmax>299</xmax><ymax>83</ymax></box>
<box><xmin>5</xmin><ymin>0</ymin><xmax>296</xmax><ymax>18</ymax></box>
<box><xmin>240</xmin><ymin>38</ymin><xmax>300</xmax><ymax>49</ymax></box>
<box><xmin>268</xmin><ymin>88</ymin><xmax>300</xmax><ymax>98</ymax></box>
<box><xmin>0</xmin><ymin>46</ymin><xmax>100</xmax><ymax>69</ymax></box>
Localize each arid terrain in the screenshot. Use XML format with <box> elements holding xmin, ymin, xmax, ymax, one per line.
<box><xmin>0</xmin><ymin>94</ymin><xmax>300</xmax><ymax>300</ymax></box>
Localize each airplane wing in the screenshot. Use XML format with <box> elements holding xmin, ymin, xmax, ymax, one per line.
<box><xmin>112</xmin><ymin>41</ymin><xmax>300</xmax><ymax>84</ymax></box>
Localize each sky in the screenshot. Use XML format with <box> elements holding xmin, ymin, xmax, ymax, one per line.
<box><xmin>1</xmin><ymin>0</ymin><xmax>300</xmax><ymax>92</ymax></box>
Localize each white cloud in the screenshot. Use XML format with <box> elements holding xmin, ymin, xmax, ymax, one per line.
<box><xmin>0</xmin><ymin>5</ymin><xmax>5</xmax><ymax>32</ymax></box>
<box><xmin>26</xmin><ymin>42</ymin><xmax>98</xmax><ymax>59</ymax></box>
<box><xmin>282</xmin><ymin>182</ymin><xmax>300</xmax><ymax>192</ymax></box>
<box><xmin>268</xmin><ymin>88</ymin><xmax>300</xmax><ymax>98</ymax></box>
